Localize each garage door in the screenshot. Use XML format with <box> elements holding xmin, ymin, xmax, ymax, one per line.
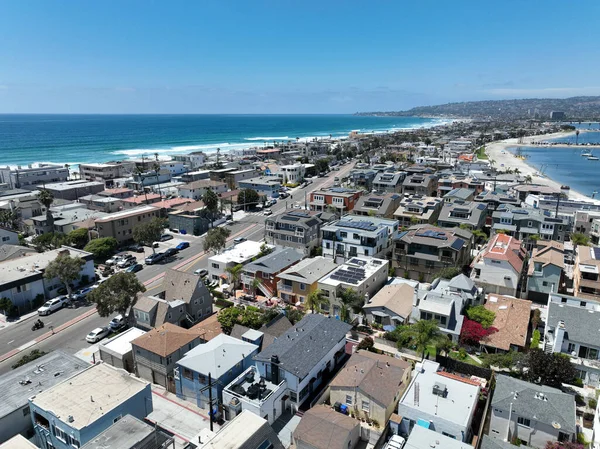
<box><xmin>154</xmin><ymin>372</ymin><xmax>167</xmax><ymax>388</ymax></box>
<box><xmin>137</xmin><ymin>364</ymin><xmax>154</xmax><ymax>383</ymax></box>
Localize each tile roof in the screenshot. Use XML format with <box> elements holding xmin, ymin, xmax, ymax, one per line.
<box><xmin>131</xmin><ymin>323</ymin><xmax>201</xmax><ymax>357</ymax></box>
<box><xmin>330</xmin><ymin>351</ymin><xmax>411</xmax><ymax>406</ymax></box>
<box><xmin>479</xmin><ymin>233</ymin><xmax>525</xmax><ymax>273</ymax></box>
<box><xmin>122</xmin><ymin>193</ymin><xmax>161</xmax><ymax>204</ymax></box>
<box><xmin>293</xmin><ymin>405</ymin><xmax>359</xmax><ymax>449</ymax></box>
<box><xmin>254</xmin><ymin>314</ymin><xmax>351</xmax><ymax>379</ymax></box>
<box><xmin>173</xmin><ymin>200</ymin><xmax>205</xmax><ymax>213</ymax></box>
<box><xmin>190</xmin><ymin>314</ymin><xmax>223</xmax><ymax>342</ymax></box>
<box><xmin>528</xmin><ymin>241</ymin><xmax>565</xmax><ymax>275</ymax></box>
<box><xmin>481</xmin><ymin>295</ymin><xmax>532</xmax><ymax>351</ymax></box>
<box><xmin>492</xmin><ymin>375</ymin><xmax>576</xmax><ymax>433</ymax></box>
<box><xmin>363</xmin><ymin>284</ymin><xmax>414</xmax><ymax>319</ymax></box>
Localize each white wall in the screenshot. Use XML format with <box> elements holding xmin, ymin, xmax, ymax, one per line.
<box><xmin>0</xmin><ymin>228</ymin><xmax>19</xmax><ymax>245</ymax></box>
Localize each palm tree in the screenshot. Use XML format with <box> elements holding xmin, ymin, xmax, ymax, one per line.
<box><xmin>524</xmin><ymin>174</ymin><xmax>533</xmax><ymax>184</ymax></box>
<box><xmin>576</xmin><ymin>130</ymin><xmax>580</xmax><ymax>145</ymax></box>
<box><xmin>226</xmin><ymin>264</ymin><xmax>244</xmax><ymax>299</ymax></box>
<box><xmin>339</xmin><ymin>288</ymin><xmax>364</xmax><ymax>319</ymax></box>
<box><xmin>305</xmin><ymin>289</ymin><xmax>329</xmax><ymax>314</ymax></box>
<box><xmin>251</xmin><ymin>277</ymin><xmax>263</xmax><ymax>299</ymax></box>
<box><xmin>395</xmin><ymin>319</ymin><xmax>445</xmax><ymax>359</ymax></box>
<box><xmin>37</xmin><ymin>189</ymin><xmax>55</xmax><ymax>229</ymax></box>
<box><xmin>514</xmin><ymin>168</ymin><xmax>521</xmax><ymax>176</ymax></box>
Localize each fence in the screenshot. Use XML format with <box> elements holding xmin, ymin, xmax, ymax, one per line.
<box><xmin>436</xmin><ymin>354</ymin><xmax>493</xmax><ymax>380</ymax></box>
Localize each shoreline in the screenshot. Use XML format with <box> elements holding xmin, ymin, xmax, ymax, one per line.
<box><xmin>485</xmin><ymin>131</ymin><xmax>592</xmax><ymax>200</ymax></box>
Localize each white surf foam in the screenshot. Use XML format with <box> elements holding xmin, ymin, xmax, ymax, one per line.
<box><xmin>243</xmin><ymin>136</ymin><xmax>291</xmax><ymax>141</ymax></box>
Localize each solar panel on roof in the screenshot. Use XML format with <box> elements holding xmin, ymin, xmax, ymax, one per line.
<box><xmin>593</xmin><ymin>248</ymin><xmax>600</xmax><ymax>260</ymax></box>
<box><xmin>451</xmin><ymin>238</ymin><xmax>465</xmax><ymax>250</ymax></box>
<box><xmin>348</xmin><ymin>258</ymin><xmax>366</xmax><ymax>266</ymax></box>
<box><xmin>476</xmin><ymin>203</ymin><xmax>487</xmax><ymax>210</ymax></box>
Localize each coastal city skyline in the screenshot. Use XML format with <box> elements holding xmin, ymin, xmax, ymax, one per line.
<box><xmin>1</xmin><ymin>0</ymin><xmax>600</xmax><ymax>114</ymax></box>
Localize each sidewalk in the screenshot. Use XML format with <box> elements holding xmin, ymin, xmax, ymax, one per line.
<box><xmin>0</xmin><ymin>310</ymin><xmax>39</xmax><ymax>331</ymax></box>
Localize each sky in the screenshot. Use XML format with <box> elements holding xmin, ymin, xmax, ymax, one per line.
<box><xmin>1</xmin><ymin>0</ymin><xmax>599</xmax><ymax>114</ymax></box>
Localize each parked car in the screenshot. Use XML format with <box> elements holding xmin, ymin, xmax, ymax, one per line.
<box><xmin>128</xmin><ymin>244</ymin><xmax>145</xmax><ymax>253</ymax></box>
<box><xmin>109</xmin><ymin>314</ymin><xmax>126</xmax><ymax>330</ymax></box>
<box><xmin>263</xmin><ymin>208</ymin><xmax>272</xmax><ymax>216</ymax></box>
<box><xmin>160</xmin><ymin>234</ymin><xmax>173</xmax><ymax>242</ymax></box>
<box><xmin>126</xmin><ymin>263</ymin><xmax>143</xmax><ymax>273</ymax></box>
<box><xmin>163</xmin><ymin>248</ymin><xmax>178</xmax><ymax>258</ymax></box>
<box><xmin>105</xmin><ymin>254</ymin><xmax>124</xmax><ymax>266</ymax></box>
<box><xmin>37</xmin><ymin>296</ymin><xmax>69</xmax><ymax>315</ymax></box>
<box><xmin>152</xmin><ymin>241</ymin><xmax>160</xmax><ymax>248</ymax></box>
<box><xmin>234</xmin><ymin>237</ymin><xmax>246</xmax><ymax>244</ymax></box>
<box><xmin>194</xmin><ymin>268</ymin><xmax>208</xmax><ymax>277</ymax></box>
<box><xmin>117</xmin><ymin>255</ymin><xmax>136</xmax><ymax>268</ymax></box>
<box><xmin>86</xmin><ymin>327</ymin><xmax>110</xmax><ymax>343</ymax></box>
<box><xmin>71</xmin><ymin>287</ymin><xmax>94</xmax><ymax>301</ymax></box>
<box><xmin>176</xmin><ymin>241</ymin><xmax>190</xmax><ymax>250</ymax></box>
<box><xmin>383</xmin><ymin>435</ymin><xmax>406</xmax><ymax>449</ymax></box>
<box><xmin>145</xmin><ymin>253</ymin><xmax>165</xmax><ymax>265</ymax></box>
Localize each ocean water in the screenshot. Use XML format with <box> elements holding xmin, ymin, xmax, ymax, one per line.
<box><xmin>549</xmin><ymin>129</ymin><xmax>600</xmax><ymax>145</ymax></box>
<box><xmin>0</xmin><ymin>114</ymin><xmax>445</xmax><ymax>167</ymax></box>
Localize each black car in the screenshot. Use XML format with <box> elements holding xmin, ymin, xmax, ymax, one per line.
<box><xmin>163</xmin><ymin>248</ymin><xmax>179</xmax><ymax>258</ymax></box>
<box><xmin>145</xmin><ymin>252</ymin><xmax>165</xmax><ymax>265</ymax></box>
<box><xmin>128</xmin><ymin>244</ymin><xmax>145</xmax><ymax>253</ymax></box>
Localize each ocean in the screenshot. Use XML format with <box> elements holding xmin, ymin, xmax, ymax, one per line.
<box><xmin>0</xmin><ymin>114</ymin><xmax>445</xmax><ymax>168</ymax></box>
<box><xmin>509</xmin><ymin>130</ymin><xmax>600</xmax><ymax>197</ymax></box>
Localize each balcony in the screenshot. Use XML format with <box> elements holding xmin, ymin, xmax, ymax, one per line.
<box><xmin>278</xmin><ymin>282</ymin><xmax>293</xmax><ymax>292</ymax></box>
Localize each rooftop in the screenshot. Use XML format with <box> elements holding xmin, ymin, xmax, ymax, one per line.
<box><xmin>238</xmin><ymin>176</ymin><xmax>282</xmax><ymax>186</ymax></box>
<box><xmin>405</xmin><ymin>425</ymin><xmax>473</xmax><ymax>449</ymax></box>
<box><xmin>177</xmin><ymin>334</ymin><xmax>258</xmax><ymax>377</ymax></box>
<box><xmin>323</xmin><ymin>214</ymin><xmax>398</xmax><ymax>235</ymax></box>
<box><xmin>45</xmin><ymin>180</ymin><xmax>105</xmax><ymax>191</ymax></box>
<box><xmin>101</xmin><ymin>327</ymin><xmax>147</xmax><ymax>356</ymax></box>
<box><xmin>95</xmin><ymin>205</ymin><xmax>159</xmax><ymax>222</ymax></box>
<box><xmin>493</xmin><ymin>375</ymin><xmax>576</xmax><ymax>433</ymax></box>
<box><xmin>547</xmin><ymin>295</ymin><xmax>600</xmax><ymax>348</ymax></box>
<box><xmin>224</xmin><ymin>365</ymin><xmax>282</xmax><ymax>407</ymax></box>
<box><xmin>0</xmin><ymin>351</ymin><xmax>86</xmax><ymax>419</ymax></box>
<box><xmin>0</xmin><ymin>435</ymin><xmax>39</xmax><ymax>449</ymax></box>
<box><xmin>311</xmin><ymin>187</ymin><xmax>362</xmax><ymax>198</ymax></box>
<box><xmin>277</xmin><ymin>256</ymin><xmax>338</xmax><ymax>285</ymax></box>
<box><xmin>189</xmin><ymin>314</ymin><xmax>223</xmax><ymax>342</ymax></box>
<box><xmin>197</xmin><ymin>410</ymin><xmax>275</xmax><ymax>449</ymax></box>
<box><xmin>398</xmin><ymin>360</ymin><xmax>479</xmax><ymax>427</ymax></box>
<box><xmin>476</xmin><ymin>233</ymin><xmax>525</xmax><ymax>273</ymax></box>
<box><xmin>209</xmin><ymin>240</ymin><xmax>265</xmax><ymax>264</ymax></box>
<box><xmin>319</xmin><ymin>256</ymin><xmax>388</xmax><ymax>287</ymax></box>
<box><xmin>30</xmin><ymin>363</ymin><xmax>149</xmax><ymax>430</ymax></box>
<box><xmin>363</xmin><ymin>284</ymin><xmax>415</xmax><ymax>320</ymax></box>
<box><xmin>528</xmin><ymin>241</ymin><xmax>565</xmax><ymax>275</ymax></box>
<box><xmin>481</xmin><ymin>295</ymin><xmax>532</xmax><ymax>351</ymax></box>
<box><xmin>80</xmin><ymin>414</ymin><xmax>170</xmax><ymax>449</ymax></box>
<box><xmin>179</xmin><ymin>179</ymin><xmax>227</xmax><ymax>190</ymax></box>
<box><xmin>293</xmin><ymin>405</ymin><xmax>358</xmax><ymax>449</ymax></box>
<box><xmin>131</xmin><ymin>323</ymin><xmax>202</xmax><ymax>357</ymax></box>
<box><xmin>121</xmin><ymin>193</ymin><xmax>161</xmax><ymax>204</ymax></box>
<box><xmin>395</xmin><ymin>224</ymin><xmax>472</xmax><ymax>250</ymax></box>
<box><xmin>243</xmin><ymin>246</ymin><xmax>304</xmax><ymax>275</ymax></box>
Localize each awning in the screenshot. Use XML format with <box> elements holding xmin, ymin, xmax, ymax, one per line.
<box><xmin>417</xmin><ymin>419</ymin><xmax>431</xmax><ymax>429</ymax></box>
<box><xmin>370</xmin><ymin>310</ymin><xmax>388</xmax><ymax>317</ymax></box>
<box><xmin>391</xmin><ymin>316</ymin><xmax>404</xmax><ymax>322</ymax></box>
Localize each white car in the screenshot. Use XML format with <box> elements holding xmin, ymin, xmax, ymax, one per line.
<box><xmin>86</xmin><ymin>327</ymin><xmax>110</xmax><ymax>343</ymax></box>
<box><xmin>384</xmin><ymin>435</ymin><xmax>406</xmax><ymax>449</ymax></box>
<box><xmin>105</xmin><ymin>254</ymin><xmax>124</xmax><ymax>266</ymax></box>
<box><xmin>117</xmin><ymin>256</ymin><xmax>136</xmax><ymax>268</ymax></box>
<box><xmin>263</xmin><ymin>208</ymin><xmax>272</xmax><ymax>216</ymax></box>
<box><xmin>109</xmin><ymin>314</ymin><xmax>126</xmax><ymax>330</ymax></box>
<box><xmin>37</xmin><ymin>296</ymin><xmax>68</xmax><ymax>315</ymax></box>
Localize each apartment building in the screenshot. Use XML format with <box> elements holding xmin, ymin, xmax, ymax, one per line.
<box><xmin>0</xmin><ymin>164</ymin><xmax>69</xmax><ymax>190</ymax></box>
<box><xmin>79</xmin><ymin>162</ymin><xmax>134</xmax><ymax>181</ymax></box>
<box><xmin>437</xmin><ymin>201</ymin><xmax>487</xmax><ymax>230</ymax></box>
<box><xmin>241</xmin><ymin>247</ymin><xmax>304</xmax><ymax>299</ymax></box>
<box><xmin>574</xmin><ymin>245</ymin><xmax>600</xmax><ymax>300</ymax></box>
<box><xmin>309</xmin><ymin>187</ymin><xmax>363</xmax><ymax>214</ymax></box>
<box><xmin>393</xmin><ymin>195</ymin><xmax>443</xmax><ymax>228</ymax></box>
<box><xmin>402</xmin><ymin>174</ymin><xmax>438</xmax><ymax>197</ymax></box>
<box><xmin>238</xmin><ymin>177</ymin><xmax>282</xmax><ymax>199</ymax></box>
<box><xmin>372</xmin><ymin>171</ymin><xmax>407</xmax><ymax>193</ymax></box>
<box><xmin>352</xmin><ymin>193</ymin><xmax>403</xmax><ymax>219</ymax></box>
<box><xmin>44</xmin><ymin>180</ymin><xmax>106</xmax><ymax>201</ymax></box>
<box><xmin>276</xmin><ymin>256</ymin><xmax>338</xmax><ymax>305</ymax></box>
<box><xmin>264</xmin><ymin>210</ymin><xmax>324</xmax><ymax>255</ymax></box>
<box><xmin>95</xmin><ymin>205</ymin><xmax>160</xmax><ymax>243</ymax></box>
<box><xmin>526</xmin><ymin>241</ymin><xmax>565</xmax><ymax>303</ymax></box>
<box><xmin>177</xmin><ymin>179</ymin><xmax>228</xmax><ymax>200</ymax></box>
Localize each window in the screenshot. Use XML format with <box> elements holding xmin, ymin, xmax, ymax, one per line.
<box><xmin>345</xmin><ymin>394</ymin><xmax>353</xmax><ymax>405</ymax></box>
<box><xmin>353</xmin><ymin>233</ymin><xmax>360</xmax><ymax>240</ymax></box>
<box><xmin>361</xmin><ymin>400</ymin><xmax>370</xmax><ymax>412</ymax></box>
<box><xmin>174</xmin><ymin>367</ymin><xmax>180</xmax><ymax>380</ymax></box>
<box><xmin>166</xmin><ymin>356</ymin><xmax>172</xmax><ymax>365</ymax></box>
<box><xmin>211</xmin><ymin>263</ymin><xmax>219</xmax><ymax>269</ymax></box>
<box><xmin>22</xmin><ymin>406</ymin><xmax>30</xmax><ymax>416</ymax></box>
<box><xmin>567</xmin><ymin>343</ymin><xmax>577</xmax><ymax>353</ymax></box>
<box><xmin>300</xmin><ymin>283</ymin><xmax>305</xmax><ymax>291</ymax></box>
<box><xmin>340</xmin><ymin>231</ymin><xmax>348</xmax><ymax>238</ymax></box>
<box><xmin>491</xmin><ymin>260</ymin><xmax>501</xmax><ymax>264</ymax></box>
<box><xmin>442</xmin><ymin>432</ymin><xmax>456</xmax><ymax>439</ymax></box>
<box><xmin>183</xmin><ymin>368</ymin><xmax>193</xmax><ymax>380</ymax></box>
<box><xmin>113</xmin><ymin>415</ymin><xmax>122</xmax><ymax>423</ymax></box>
<box><xmin>54</xmin><ymin>426</ymin><xmax>68</xmax><ymax>443</ymax></box>
<box><xmin>517</xmin><ymin>417</ymin><xmax>531</xmax><ymax>427</ymax></box>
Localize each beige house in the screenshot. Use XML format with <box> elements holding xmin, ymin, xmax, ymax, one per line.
<box><xmin>276</xmin><ymin>256</ymin><xmax>338</xmax><ymax>305</ymax></box>
<box><xmin>293</xmin><ymin>405</ymin><xmax>361</xmax><ymax>449</ymax></box>
<box><xmin>94</xmin><ymin>205</ymin><xmax>160</xmax><ymax>243</ymax></box>
<box><xmin>363</xmin><ymin>284</ymin><xmax>415</xmax><ymax>327</ymax></box>
<box><xmin>329</xmin><ymin>351</ymin><xmax>411</xmax><ymax>426</ymax></box>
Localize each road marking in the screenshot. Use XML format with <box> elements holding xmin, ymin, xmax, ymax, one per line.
<box><xmin>7</xmin><ymin>340</ymin><xmax>14</xmax><ymax>345</ymax></box>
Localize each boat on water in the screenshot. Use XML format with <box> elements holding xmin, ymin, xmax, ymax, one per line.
<box><xmin>588</xmin><ymin>151</ymin><xmax>599</xmax><ymax>160</ymax></box>
<box><xmin>582</xmin><ymin>151</ymin><xmax>593</xmax><ymax>157</ymax></box>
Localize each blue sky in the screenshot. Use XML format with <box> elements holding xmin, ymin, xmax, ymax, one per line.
<box><xmin>1</xmin><ymin>0</ymin><xmax>599</xmax><ymax>113</ymax></box>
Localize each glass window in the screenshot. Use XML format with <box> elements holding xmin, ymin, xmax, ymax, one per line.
<box><xmin>345</xmin><ymin>394</ymin><xmax>353</xmax><ymax>405</ymax></box>
<box><xmin>361</xmin><ymin>400</ymin><xmax>370</xmax><ymax>412</ymax></box>
<box><xmin>517</xmin><ymin>417</ymin><xmax>531</xmax><ymax>427</ymax></box>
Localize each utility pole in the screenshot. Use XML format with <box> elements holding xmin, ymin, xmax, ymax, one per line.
<box><xmin>199</xmin><ymin>373</ymin><xmax>219</xmax><ymax>432</ymax></box>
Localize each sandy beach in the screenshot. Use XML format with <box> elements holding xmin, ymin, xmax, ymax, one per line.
<box><xmin>485</xmin><ymin>131</ymin><xmax>590</xmax><ymax>200</ymax></box>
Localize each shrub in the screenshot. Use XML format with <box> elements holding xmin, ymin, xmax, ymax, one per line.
<box><xmin>357</xmin><ymin>337</ymin><xmax>375</xmax><ymax>351</ymax></box>
<box><xmin>356</xmin><ymin>325</ymin><xmax>374</xmax><ymax>335</ymax></box>
<box><xmin>573</xmin><ymin>378</ymin><xmax>584</xmax><ymax>388</ymax></box>
<box><xmin>458</xmin><ymin>347</ymin><xmax>467</xmax><ymax>360</ymax></box>
<box><xmin>214</xmin><ymin>298</ymin><xmax>233</xmax><ymax>309</ymax></box>
<box><xmin>211</xmin><ymin>289</ymin><xmax>224</xmax><ymax>299</ymax></box>
<box><xmin>575</xmin><ymin>394</ymin><xmax>585</xmax><ymax>406</ymax></box>
<box><xmin>532</xmin><ymin>308</ymin><xmax>541</xmax><ymax>329</ymax></box>
<box><xmin>589</xmin><ymin>398</ymin><xmax>597</xmax><ymax>410</ymax></box>
<box><xmin>577</xmin><ymin>433</ymin><xmax>588</xmax><ymax>445</ymax></box>
<box><xmin>466</xmin><ymin>305</ymin><xmax>496</xmax><ymax>328</ymax></box>
<box><xmin>12</xmin><ymin>350</ymin><xmax>48</xmax><ymax>369</ymax></box>
<box><xmin>530</xmin><ymin>329</ymin><xmax>541</xmax><ymax>349</ymax></box>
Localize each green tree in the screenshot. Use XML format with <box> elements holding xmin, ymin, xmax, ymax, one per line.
<box><xmin>0</xmin><ymin>209</ymin><xmax>19</xmax><ymax>231</ymax></box>
<box><xmin>84</xmin><ymin>237</ymin><xmax>118</xmax><ymax>260</ymax></box>
<box><xmin>357</xmin><ymin>336</ymin><xmax>374</xmax><ymax>351</ymax></box>
<box><xmin>203</xmin><ymin>189</ymin><xmax>220</xmax><ymax>221</ymax></box>
<box><xmin>12</xmin><ymin>350</ymin><xmax>48</xmax><ymax>369</ymax></box>
<box><xmin>238</xmin><ymin>189</ymin><xmax>259</xmax><ymax>210</ymax></box>
<box><xmin>571</xmin><ymin>233</ymin><xmax>590</xmax><ymax>247</ymax></box>
<box><xmin>67</xmin><ymin>228</ymin><xmax>89</xmax><ymax>248</ymax></box>
<box><xmin>339</xmin><ymin>288</ymin><xmax>365</xmax><ymax>316</ymax></box>
<box><xmin>44</xmin><ymin>252</ymin><xmax>85</xmax><ymax>297</ymax></box>
<box><xmin>524</xmin><ymin>349</ymin><xmax>577</xmax><ymax>388</ymax></box>
<box><xmin>530</xmin><ymin>329</ymin><xmax>541</xmax><ymax>349</ymax></box>
<box><xmin>226</xmin><ymin>264</ymin><xmax>243</xmax><ymax>299</ymax></box>
<box><xmin>305</xmin><ymin>289</ymin><xmax>329</xmax><ymax>313</ymax></box>
<box><xmin>203</xmin><ymin>227</ymin><xmax>231</xmax><ymax>253</ymax></box>
<box><xmin>240</xmin><ymin>308</ymin><xmax>264</xmax><ymax>329</ymax></box>
<box><xmin>133</xmin><ymin>217</ymin><xmax>166</xmax><ymax>253</ymax></box>
<box><xmin>250</xmin><ymin>277</ymin><xmax>263</xmax><ymax>299</ymax></box>
<box><xmin>88</xmin><ymin>272</ymin><xmax>146</xmax><ymax>319</ymax></box>
<box><xmin>314</xmin><ymin>158</ymin><xmax>330</xmax><ymax>174</ymax></box>
<box><xmin>524</xmin><ymin>174</ymin><xmax>533</xmax><ymax>184</ymax></box>
<box><xmin>437</xmin><ymin>266</ymin><xmax>462</xmax><ymax>280</ymax></box>
<box><xmin>284</xmin><ymin>305</ymin><xmax>305</xmax><ymax>325</ymax></box>
<box><xmin>32</xmin><ymin>232</ymin><xmax>67</xmax><ymax>251</ymax></box>
<box><xmin>217</xmin><ymin>306</ymin><xmax>242</xmax><ymax>335</ymax></box>
<box><xmin>37</xmin><ymin>189</ymin><xmax>55</xmax><ymax>229</ymax></box>
<box><xmin>466</xmin><ymin>305</ymin><xmax>496</xmax><ymax>328</ymax></box>
<box><xmin>394</xmin><ymin>319</ymin><xmax>445</xmax><ymax>359</ymax></box>
<box><xmin>0</xmin><ymin>297</ymin><xmax>12</xmax><ymax>316</ymax></box>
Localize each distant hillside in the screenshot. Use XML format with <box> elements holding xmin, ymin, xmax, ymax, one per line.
<box><xmin>357</xmin><ymin>96</ymin><xmax>600</xmax><ymax>120</ymax></box>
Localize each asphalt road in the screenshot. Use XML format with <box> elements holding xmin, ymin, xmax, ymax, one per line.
<box><xmin>0</xmin><ymin>162</ymin><xmax>355</xmax><ymax>374</ymax></box>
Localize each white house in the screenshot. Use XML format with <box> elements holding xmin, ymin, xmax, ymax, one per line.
<box><xmin>207</xmin><ymin>240</ymin><xmax>268</xmax><ymax>283</ymax></box>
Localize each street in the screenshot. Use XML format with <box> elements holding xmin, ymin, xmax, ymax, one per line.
<box><xmin>0</xmin><ymin>162</ymin><xmax>355</xmax><ymax>374</ymax></box>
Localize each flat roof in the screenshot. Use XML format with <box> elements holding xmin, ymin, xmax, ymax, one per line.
<box><xmin>45</xmin><ymin>180</ymin><xmax>105</xmax><ymax>191</ymax></box>
<box><xmin>95</xmin><ymin>205</ymin><xmax>159</xmax><ymax>222</ymax></box>
<box><xmin>198</xmin><ymin>410</ymin><xmax>268</xmax><ymax>449</ymax></box>
<box><xmin>405</xmin><ymin>424</ymin><xmax>473</xmax><ymax>449</ymax></box>
<box><xmin>0</xmin><ymin>435</ymin><xmax>39</xmax><ymax>449</ymax></box>
<box><xmin>319</xmin><ymin>256</ymin><xmax>387</xmax><ymax>288</ymax></box>
<box><xmin>0</xmin><ymin>351</ymin><xmax>86</xmax><ymax>419</ymax></box>
<box><xmin>101</xmin><ymin>327</ymin><xmax>147</xmax><ymax>355</ymax></box>
<box><xmin>31</xmin><ymin>363</ymin><xmax>149</xmax><ymax>430</ymax></box>
<box><xmin>209</xmin><ymin>240</ymin><xmax>265</xmax><ymax>264</ymax></box>
<box><xmin>81</xmin><ymin>414</ymin><xmax>158</xmax><ymax>449</ymax></box>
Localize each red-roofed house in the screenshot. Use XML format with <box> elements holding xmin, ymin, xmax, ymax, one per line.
<box><xmin>121</xmin><ymin>193</ymin><xmax>162</xmax><ymax>209</ymax></box>
<box><xmin>470</xmin><ymin>233</ymin><xmax>526</xmax><ymax>296</ymax></box>
<box><xmin>151</xmin><ymin>197</ymin><xmax>194</xmax><ymax>213</ymax></box>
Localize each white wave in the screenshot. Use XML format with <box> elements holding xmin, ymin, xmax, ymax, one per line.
<box><xmin>243</xmin><ymin>136</ymin><xmax>290</xmax><ymax>141</ymax></box>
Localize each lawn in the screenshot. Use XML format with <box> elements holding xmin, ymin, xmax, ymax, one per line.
<box><xmin>476</xmin><ymin>146</ymin><xmax>488</xmax><ymax>160</ymax></box>
<box><xmin>449</xmin><ymin>351</ymin><xmax>482</xmax><ymax>366</ymax></box>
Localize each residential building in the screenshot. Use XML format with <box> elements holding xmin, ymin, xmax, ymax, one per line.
<box><xmin>0</xmin><ymin>227</ymin><xmax>18</xmax><ymax>245</ymax></box>
<box><xmin>172</xmin><ymin>152</ymin><xmax>206</xmax><ymax>170</ymax></box>
<box><xmin>480</xmin><ymin>295</ymin><xmax>532</xmax><ymax>352</ymax></box>
<box><xmin>127</xmin><ymin>170</ymin><xmax>172</xmax><ymax>189</ymax></box>
<box><xmin>0</xmin><ymin>351</ymin><xmax>85</xmax><ymax>444</ymax></box>
<box><xmin>396</xmin><ymin>360</ymin><xmax>480</xmax><ymax>442</ymax></box>
<box><xmin>278</xmin><ymin>164</ymin><xmax>309</xmax><ymax>184</ymax></box>
<box><xmin>443</xmin><ymin>188</ymin><xmax>475</xmax><ymax>203</ymax></box>
<box><xmin>29</xmin><ymin>203</ymin><xmax>108</xmax><ymax>235</ymax></box>
<box><xmin>175</xmin><ymin>334</ymin><xmax>258</xmax><ymax>408</ymax></box>
<box><xmin>480</xmin><ymin>435</ymin><xmax>518</xmax><ymax>449</ymax></box>
<box><xmin>98</xmin><ymin>187</ymin><xmax>134</xmax><ymax>199</ymax></box>
<box><xmin>544</xmin><ymin>293</ymin><xmax>600</xmax><ymax>386</ymax></box>
<box><xmin>177</xmin><ymin>180</ymin><xmax>228</xmax><ymax>200</ymax></box>
<box><xmin>30</xmin><ymin>363</ymin><xmax>152</xmax><ymax>449</ymax></box>
<box><xmin>414</xmin><ymin>285</ymin><xmax>466</xmax><ymax>342</ymax></box>
<box><xmin>132</xmin><ymin>269</ymin><xmax>213</xmax><ymax>330</ymax></box>
<box><xmin>574</xmin><ymin>245</ymin><xmax>600</xmax><ymax>300</ymax></box>
<box><xmin>0</xmin><ymin>190</ymin><xmax>46</xmax><ymax>221</ymax></box>
<box><xmin>526</xmin><ymin>241</ymin><xmax>565</xmax><ymax>303</ymax></box>
<box><xmin>393</xmin><ymin>225</ymin><xmax>473</xmax><ymax>283</ymax></box>
<box><xmin>437</xmin><ymin>201</ymin><xmax>487</xmax><ymax>230</ymax></box>
<box><xmin>363</xmin><ymin>284</ymin><xmax>415</xmax><ymax>327</ymax></box>
<box><xmin>309</xmin><ymin>187</ymin><xmax>363</xmax><ymax>214</ymax></box>
<box><xmin>402</xmin><ymin>174</ymin><xmax>438</xmax><ymax>197</ymax></box>
<box><xmin>131</xmin><ymin>323</ymin><xmax>203</xmax><ymax>390</ymax></box>
<box><xmin>510</xmin><ymin>184</ymin><xmax>560</xmax><ymax>202</ymax></box>
<box><xmin>99</xmin><ymin>327</ymin><xmax>147</xmax><ymax>373</ymax></box>
<box><xmin>95</xmin><ymin>205</ymin><xmax>160</xmax><ymax>243</ymax></box>
<box><xmin>293</xmin><ymin>405</ymin><xmax>360</xmax><ymax>449</ymax></box>
<box><xmin>330</xmin><ymin>351</ymin><xmax>411</xmax><ymax>425</ymax></box>
<box><xmin>168</xmin><ymin>209</ymin><xmax>212</xmax><ymax>237</ymax></box>
<box><xmin>78</xmin><ymin>162</ymin><xmax>134</xmax><ymax>182</ymax></box>
<box><xmin>178</xmin><ymin>169</ymin><xmax>210</xmax><ymax>183</ymax></box>
<box><xmin>265</xmin><ymin>210</ymin><xmax>324</xmax><ymax>255</ymax></box>
<box><xmin>220</xmin><ymin>169</ymin><xmax>261</xmax><ymax>189</ymax></box>
<box><xmin>471</xmin><ymin>233</ymin><xmax>526</xmax><ymax>296</ymax></box>
<box><xmin>0</xmin><ymin>164</ymin><xmax>69</xmax><ymax>190</ymax></box>
<box><xmin>238</xmin><ymin>177</ymin><xmax>282</xmax><ymax>199</ymax></box>
<box><xmin>223</xmin><ymin>315</ymin><xmax>351</xmax><ymax>423</ymax></box>
<box><xmin>437</xmin><ymin>174</ymin><xmax>485</xmax><ymax>197</ymax></box>
<box><xmin>393</xmin><ymin>195</ymin><xmax>443</xmax><ymax>228</ymax></box>
<box><xmin>526</xmin><ymin>193</ymin><xmax>600</xmax><ymax>215</ymax></box>
<box><xmin>230</xmin><ymin>314</ymin><xmax>293</xmax><ymax>352</ymax></box>
<box><xmin>0</xmin><ymin>244</ymin><xmax>36</xmax><ymax>263</ymax></box>
<box><xmin>1</xmin><ymin>435</ymin><xmax>39</xmax><ymax>449</ymax></box>
<box><xmin>159</xmin><ymin>160</ymin><xmax>186</xmax><ymax>176</ymax></box>
<box><xmin>121</xmin><ymin>193</ymin><xmax>162</xmax><ymax>209</ymax></box>
<box><xmin>352</xmin><ymin>192</ymin><xmax>403</xmax><ymax>219</ymax></box>
<box><xmin>242</xmin><ymin>247</ymin><xmax>304</xmax><ymax>298</ymax></box>
<box><xmin>80</xmin><ymin>415</ymin><xmax>174</xmax><ymax>449</ymax></box>
<box><xmin>318</xmin><ymin>256</ymin><xmax>389</xmax><ymax>317</ymax></box>
<box><xmin>321</xmin><ymin>214</ymin><xmax>399</xmax><ymax>261</ymax></box>
<box><xmin>207</xmin><ymin>240</ymin><xmax>266</xmax><ymax>284</ymax></box>
<box><xmin>474</xmin><ymin>189</ymin><xmax>520</xmax><ymax>213</ymax></box>
<box><xmin>195</xmin><ymin>410</ymin><xmax>283</xmax><ymax>449</ymax></box>
<box><xmin>78</xmin><ymin>194</ymin><xmax>124</xmax><ymax>213</ymax></box>
<box><xmin>349</xmin><ymin>168</ymin><xmax>378</xmax><ymax>190</ymax></box>
<box><xmin>44</xmin><ymin>180</ymin><xmax>106</xmax><ymax>201</ymax></box>
<box><xmin>372</xmin><ymin>171</ymin><xmax>407</xmax><ymax>193</ymax></box>
<box><xmin>0</xmin><ymin>247</ymin><xmax>95</xmax><ymax>314</ymax></box>
<box><xmin>404</xmin><ymin>425</ymin><xmax>474</xmax><ymax>449</ymax></box>
<box><xmin>488</xmin><ymin>375</ymin><xmax>576</xmax><ymax>448</ymax></box>
<box><xmin>150</xmin><ymin>197</ymin><xmax>194</xmax><ymax>213</ymax></box>
<box><xmin>276</xmin><ymin>256</ymin><xmax>337</xmax><ymax>305</ymax></box>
